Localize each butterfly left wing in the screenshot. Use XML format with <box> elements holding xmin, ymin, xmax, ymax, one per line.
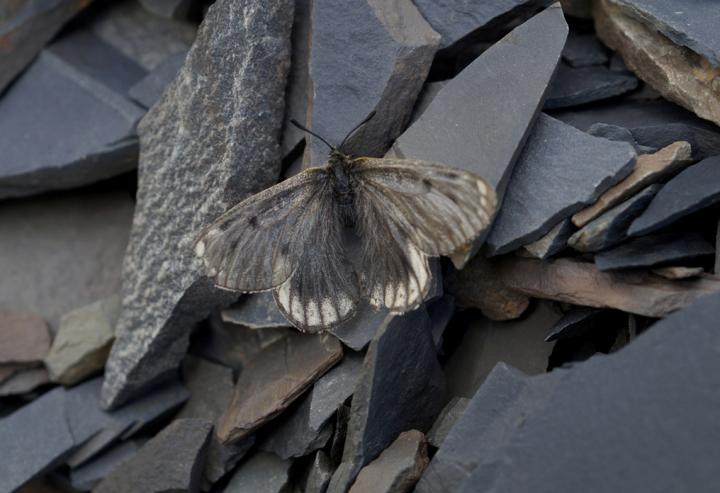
<box><xmin>352</xmin><ymin>157</ymin><xmax>497</xmax><ymax>312</ymax></box>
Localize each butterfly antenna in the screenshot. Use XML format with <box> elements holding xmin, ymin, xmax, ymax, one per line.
<box><xmin>290</xmin><ymin>119</ymin><xmax>336</xmax><ymax>151</ymax></box>
<box><xmin>339</xmin><ymin>111</ymin><xmax>377</xmax><ymax>149</ymax></box>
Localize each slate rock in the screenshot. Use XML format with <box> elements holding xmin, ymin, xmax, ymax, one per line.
<box><xmin>586</xmin><ymin>123</ymin><xmax>656</xmax><ymax>153</ymax></box>
<box><xmin>0</xmin><ymin>30</ymin><xmax>146</xmax><ymax>199</ymax></box>
<box><xmin>427</xmin><ymin>397</ymin><xmax>470</xmax><ymax>449</ymax></box>
<box><xmin>328</xmin><ymin>308</ymin><xmax>445</xmax><ymax>492</ymax></box>
<box><xmin>139</xmin><ymin>0</ymin><xmax>190</xmax><ymax>19</ymax></box>
<box><xmin>101</xmin><ymin>0</ymin><xmax>294</xmax><ymax>409</ymax></box>
<box><xmin>308</xmin><ymin>352</ymin><xmax>365</xmax><ymax>432</ymax></box>
<box><xmin>629</xmin><ymin>156</ymin><xmax>720</xmax><ymax>236</ymax></box>
<box><xmin>349</xmin><ymin>430</ymin><xmax>429</xmax><ymax>493</ymax></box>
<box><xmin>653</xmin><ymin>266</ymin><xmax>705</xmax><ymax>280</ymax></box>
<box><xmin>552</xmin><ymin>100</ymin><xmax>720</xmax><ymax>160</ymax></box>
<box><xmin>0</xmin><ymin>311</ymin><xmax>50</xmax><ymax>364</ymax></box>
<box><xmin>128</xmin><ymin>51</ymin><xmax>187</xmax><ymax>108</ymax></box>
<box><xmin>0</xmin><ymin>364</ymin><xmax>27</xmax><ymax>385</ymax></box>
<box><xmin>330</xmin><ymin>303</ymin><xmax>396</xmax><ymax>351</ymax></box>
<box><xmin>0</xmin><ymin>189</ymin><xmax>133</xmax><ymax>332</ymax></box>
<box><xmin>572</xmin><ymin>141</ymin><xmax>692</xmax><ymax>227</ymax></box>
<box><xmin>559</xmin><ymin>0</ymin><xmax>592</xmax><ymax>18</ymax></box>
<box><xmin>304</xmin><ymin>0</ymin><xmax>439</xmax><ymax>166</ymax></box>
<box><xmin>92</xmin><ymin>0</ymin><xmax>196</xmax><ymax>71</ymax></box>
<box><xmin>281</xmin><ymin>0</ymin><xmax>311</xmax><ymax>158</ymax></box>
<box><xmin>204</xmin><ymin>436</ymin><xmax>256</xmax><ymax>487</ymax></box>
<box><xmin>392</xmin><ymin>6</ymin><xmax>568</xmax><ymax>256</ymax></box>
<box><xmin>569</xmin><ymin>184</ymin><xmax>661</xmax><ymax>252</ymax></box>
<box><xmin>544</xmin><ymin>63</ymin><xmax>638</xmax><ymax>110</ymax></box>
<box><xmin>70</xmin><ymin>441</ymin><xmax>140</xmax><ymax>491</ymax></box>
<box><xmin>45</xmin><ymin>296</ymin><xmax>120</xmax><ymax>386</ymax></box>
<box><xmin>595</xmin><ymin>0</ymin><xmax>720</xmax><ymax>126</ymax></box>
<box><xmin>222</xmin><ymin>292</ymin><xmax>291</xmax><ymax>329</ymax></box>
<box><xmin>521</xmin><ymin>219</ymin><xmax>576</xmax><ymax>259</ymax></box>
<box><xmin>457</xmin><ymin>288</ymin><xmax>720</xmax><ymax>493</ymax></box>
<box><xmin>486</xmin><ymin>113</ymin><xmax>636</xmax><ymax>255</ymax></box>
<box><xmin>217</xmin><ymin>333</ymin><xmax>343</xmax><ymax>444</ymax></box>
<box><xmin>95</xmin><ymin>419</ymin><xmax>212</xmax><ymax>493</ymax></box>
<box><xmin>444</xmin><ymin>301</ymin><xmax>560</xmax><ymax>398</ymax></box>
<box><xmin>496</xmin><ymin>256</ymin><xmax>720</xmax><ymax>318</ymax></box>
<box><xmin>224</xmin><ymin>452</ymin><xmax>292</xmax><ymax>493</ymax></box>
<box><xmin>413</xmin><ymin>0</ymin><xmax>550</xmax><ymax>52</ymax></box>
<box><xmin>0</xmin><ymin>0</ymin><xmax>92</xmax><ymax>92</ymax></box>
<box><xmin>427</xmin><ymin>295</ymin><xmax>456</xmax><ymax>350</ymax></box>
<box><xmin>562</xmin><ymin>34</ymin><xmax>610</xmax><ymax>67</ymax></box>
<box><xmin>544</xmin><ymin>307</ymin><xmax>604</xmax><ymax>342</ymax></box>
<box><xmin>304</xmin><ymin>451</ymin><xmax>333</xmax><ymax>493</ymax></box>
<box><xmin>0</xmin><ymin>377</ymin><xmax>188</xmax><ymax>492</ymax></box>
<box><xmin>0</xmin><ymin>367</ymin><xmax>49</xmax><ymax>397</ymax></box>
<box><xmin>595</xmin><ymin>232</ymin><xmax>715</xmax><ymax>271</ymax></box>
<box><xmin>177</xmin><ymin>356</ymin><xmax>234</xmax><ymax>421</ymax></box>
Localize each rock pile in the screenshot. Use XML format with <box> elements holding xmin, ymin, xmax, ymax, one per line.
<box><xmin>1</xmin><ymin>1</ymin><xmax>719</xmax><ymax>492</ymax></box>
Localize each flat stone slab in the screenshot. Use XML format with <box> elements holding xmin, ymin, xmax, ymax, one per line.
<box><xmin>305</xmin><ymin>0</ymin><xmax>439</xmax><ymax>165</ymax></box>
<box><xmin>95</xmin><ymin>419</ymin><xmax>212</xmax><ymax>493</ymax></box>
<box><xmin>457</xmin><ymin>289</ymin><xmax>720</xmax><ymax>492</ymax></box>
<box><xmin>224</xmin><ymin>452</ymin><xmax>292</xmax><ymax>493</ymax></box>
<box><xmin>0</xmin><ymin>311</ymin><xmax>50</xmax><ymax>364</ymax></box>
<box><xmin>427</xmin><ymin>397</ymin><xmax>470</xmax><ymax>448</ymax></box>
<box><xmin>305</xmin><ymin>451</ymin><xmax>333</xmax><ymax>493</ymax></box>
<box><xmin>595</xmin><ymin>232</ymin><xmax>715</xmax><ymax>271</ymax></box>
<box><xmin>486</xmin><ymin>114</ymin><xmax>636</xmax><ymax>255</ymax></box>
<box><xmin>101</xmin><ymin>0</ymin><xmax>293</xmax><ymax>409</ymax></box>
<box><xmin>0</xmin><ymin>188</ymin><xmax>133</xmax><ymax>332</ymax></box>
<box><xmin>562</xmin><ymin>34</ymin><xmax>610</xmax><ymax>67</ymax></box>
<box><xmin>545</xmin><ymin>64</ymin><xmax>638</xmax><ymax>109</ymax></box>
<box><xmin>572</xmin><ymin>141</ymin><xmax>692</xmax><ymax>227</ymax></box>
<box><xmin>0</xmin><ymin>0</ymin><xmax>91</xmax><ymax>92</ymax></box>
<box><xmin>0</xmin><ymin>367</ymin><xmax>49</xmax><ymax>396</ymax></box>
<box><xmin>569</xmin><ymin>184</ymin><xmax>661</xmax><ymax>252</ymax></box>
<box><xmin>139</xmin><ymin>0</ymin><xmax>190</xmax><ymax>19</ymax></box>
<box><xmin>629</xmin><ymin>156</ymin><xmax>720</xmax><ymax>236</ymax></box>
<box><xmin>128</xmin><ymin>51</ymin><xmax>187</xmax><ymax>108</ymax></box>
<box><xmin>587</xmin><ymin>122</ymin><xmax>656</xmax><ymax>153</ymax></box>
<box><xmin>521</xmin><ymin>219</ymin><xmax>576</xmax><ymax>259</ymax></box>
<box><xmin>45</xmin><ymin>296</ymin><xmax>120</xmax><ymax>386</ymax></box>
<box><xmin>349</xmin><ymin>430</ymin><xmax>429</xmax><ymax>493</ymax></box>
<box><xmin>70</xmin><ymin>441</ymin><xmax>140</xmax><ymax>491</ymax></box>
<box><xmin>217</xmin><ymin>333</ymin><xmax>343</xmax><ymax>444</ymax></box>
<box><xmin>222</xmin><ymin>292</ymin><xmax>291</xmax><ymax>329</ymax></box>
<box><xmin>328</xmin><ymin>308</ymin><xmax>445</xmax><ymax>492</ymax></box>
<box><xmin>0</xmin><ymin>30</ymin><xmax>146</xmax><ymax>199</ymax></box>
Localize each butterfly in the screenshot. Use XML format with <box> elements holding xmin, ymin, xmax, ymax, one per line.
<box><xmin>194</xmin><ymin>114</ymin><xmax>497</xmax><ymax>332</ymax></box>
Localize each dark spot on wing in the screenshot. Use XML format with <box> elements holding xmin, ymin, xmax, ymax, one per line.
<box><xmin>421</xmin><ymin>178</ymin><xmax>433</xmax><ymax>191</ymax></box>
<box><xmin>248</xmin><ymin>216</ymin><xmax>258</xmax><ymax>228</ymax></box>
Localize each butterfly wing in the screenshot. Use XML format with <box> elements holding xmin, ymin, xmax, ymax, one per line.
<box><xmin>352</xmin><ymin>157</ymin><xmax>497</xmax><ymax>312</ymax></box>
<box><xmin>273</xmin><ymin>182</ymin><xmax>360</xmax><ymax>332</ymax></box>
<box><xmin>194</xmin><ymin>167</ymin><xmax>329</xmax><ymax>292</ymax></box>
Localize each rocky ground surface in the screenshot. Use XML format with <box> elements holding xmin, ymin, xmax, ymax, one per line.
<box><xmin>1</xmin><ymin>0</ymin><xmax>719</xmax><ymax>492</ymax></box>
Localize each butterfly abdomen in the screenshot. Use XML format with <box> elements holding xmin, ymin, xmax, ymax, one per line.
<box><xmin>330</xmin><ymin>159</ymin><xmax>356</xmax><ymax>227</ymax></box>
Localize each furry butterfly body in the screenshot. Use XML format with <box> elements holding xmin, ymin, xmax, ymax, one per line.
<box><xmin>195</xmin><ymin>149</ymin><xmax>497</xmax><ymax>332</ymax></box>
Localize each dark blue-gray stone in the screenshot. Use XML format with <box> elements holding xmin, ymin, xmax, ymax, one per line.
<box><xmin>629</xmin><ymin>156</ymin><xmax>720</xmax><ymax>237</ymax></box>
<box><xmin>544</xmin><ymin>64</ymin><xmax>638</xmax><ymax>109</ymax></box>
<box><xmin>551</xmin><ymin>100</ymin><xmax>720</xmax><ymax>160</ymax></box>
<box><xmin>568</xmin><ymin>184</ymin><xmax>661</xmax><ymax>252</ymax></box>
<box><xmin>70</xmin><ymin>441</ymin><xmax>140</xmax><ymax>491</ymax></box>
<box><xmin>128</xmin><ymin>51</ymin><xmax>187</xmax><ymax>108</ymax></box>
<box><xmin>0</xmin><ymin>30</ymin><xmax>146</xmax><ymax>199</ymax></box>
<box><xmin>544</xmin><ymin>306</ymin><xmax>604</xmax><ymax>342</ymax></box>
<box><xmin>521</xmin><ymin>219</ymin><xmax>576</xmax><ymax>259</ymax></box>
<box><xmin>328</xmin><ymin>307</ymin><xmax>445</xmax><ymax>492</ymax></box>
<box><xmin>281</xmin><ymin>0</ymin><xmax>311</xmax><ymax>158</ymax></box>
<box><xmin>486</xmin><ymin>114</ymin><xmax>636</xmax><ymax>255</ymax></box>
<box><xmin>139</xmin><ymin>0</ymin><xmax>190</xmax><ymax>19</ymax></box>
<box><xmin>594</xmin><ymin>232</ymin><xmax>715</xmax><ymax>271</ymax></box>
<box><xmin>222</xmin><ymin>292</ymin><xmax>290</xmax><ymax>329</ymax></box>
<box><xmin>562</xmin><ymin>34</ymin><xmax>610</xmax><ymax>67</ymax></box>
<box><xmin>457</xmin><ymin>288</ymin><xmax>720</xmax><ymax>493</ymax></box>
<box><xmin>427</xmin><ymin>397</ymin><xmax>470</xmax><ymax>448</ymax></box>
<box><xmin>587</xmin><ymin>123</ymin><xmax>656</xmax><ymax>153</ymax></box>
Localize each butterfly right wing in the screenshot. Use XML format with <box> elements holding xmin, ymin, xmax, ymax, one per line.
<box><xmin>194</xmin><ymin>168</ymin><xmax>327</xmax><ymax>292</ymax></box>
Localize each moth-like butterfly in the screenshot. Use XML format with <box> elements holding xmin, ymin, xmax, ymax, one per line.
<box><xmin>194</xmin><ymin>114</ymin><xmax>497</xmax><ymax>332</ymax></box>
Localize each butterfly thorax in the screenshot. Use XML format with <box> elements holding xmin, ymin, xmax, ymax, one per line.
<box><xmin>328</xmin><ymin>150</ymin><xmax>356</xmax><ymax>227</ymax></box>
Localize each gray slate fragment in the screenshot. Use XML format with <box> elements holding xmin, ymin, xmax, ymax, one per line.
<box><xmin>304</xmin><ymin>451</ymin><xmax>333</xmax><ymax>493</ymax></box>
<box><xmin>427</xmin><ymin>397</ymin><xmax>470</xmax><ymax>449</ymax></box>
<box><xmin>0</xmin><ymin>0</ymin><xmax>91</xmax><ymax>92</ymax></box>
<box><xmin>428</xmin><ymin>295</ymin><xmax>456</xmax><ymax>350</ymax></box>
<box><xmin>629</xmin><ymin>156</ymin><xmax>720</xmax><ymax>236</ymax></box>
<box><xmin>128</xmin><ymin>51</ymin><xmax>187</xmax><ymax>108</ymax></box>
<box><xmin>595</xmin><ymin>232</ymin><xmax>715</xmax><ymax>271</ymax></box>
<box><xmin>204</xmin><ymin>436</ymin><xmax>256</xmax><ymax>487</ymax></box>
<box><xmin>413</xmin><ymin>0</ymin><xmax>551</xmax><ymax>51</ymax></box>
<box><xmin>587</xmin><ymin>123</ymin><xmax>656</xmax><ymax>153</ymax></box>
<box><xmin>551</xmin><ymin>100</ymin><xmax>720</xmax><ymax>160</ymax></box>
<box><xmin>0</xmin><ymin>189</ymin><xmax>133</xmax><ymax>332</ymax></box>
<box><xmin>222</xmin><ymin>292</ymin><xmax>291</xmax><ymax>329</ymax></box>
<box><xmin>521</xmin><ymin>219</ymin><xmax>576</xmax><ymax>259</ymax></box>
<box><xmin>562</xmin><ymin>34</ymin><xmax>610</xmax><ymax>67</ymax></box>
<box><xmin>281</xmin><ymin>0</ymin><xmax>311</xmax><ymax>158</ymax></box>
<box><xmin>177</xmin><ymin>356</ymin><xmax>234</xmax><ymax>420</ymax></box>
<box><xmin>70</xmin><ymin>441</ymin><xmax>140</xmax><ymax>491</ymax></box>
<box><xmin>458</xmin><ymin>288</ymin><xmax>720</xmax><ymax>492</ymax></box>
<box><xmin>612</xmin><ymin>0</ymin><xmax>720</xmax><ymax>68</ymax></box>
<box><xmin>330</xmin><ymin>303</ymin><xmax>395</xmax><ymax>351</ymax></box>
<box><xmin>544</xmin><ymin>306</ymin><xmax>604</xmax><ymax>342</ymax></box>
<box><xmin>569</xmin><ymin>184</ymin><xmax>661</xmax><ymax>252</ymax></box>
<box><xmin>328</xmin><ymin>308</ymin><xmax>446</xmax><ymax>492</ymax></box>
<box><xmin>101</xmin><ymin>0</ymin><xmax>294</xmax><ymax>409</ymax></box>
<box><xmin>545</xmin><ymin>64</ymin><xmax>638</xmax><ymax>110</ymax></box>
<box><xmin>305</xmin><ymin>0</ymin><xmax>439</xmax><ymax>165</ymax></box>
<box><xmin>0</xmin><ymin>367</ymin><xmax>49</xmax><ymax>396</ymax></box>
<box><xmin>308</xmin><ymin>352</ymin><xmax>365</xmax><ymax>432</ymax></box>
<box><xmin>95</xmin><ymin>419</ymin><xmax>212</xmax><ymax>493</ymax></box>
<box><xmin>487</xmin><ymin>114</ymin><xmax>636</xmax><ymax>255</ymax></box>
<box><xmin>139</xmin><ymin>0</ymin><xmax>190</xmax><ymax>19</ymax></box>
<box><xmin>224</xmin><ymin>452</ymin><xmax>292</xmax><ymax>493</ymax></box>
<box><xmin>392</xmin><ymin>5</ymin><xmax>568</xmax><ymax>208</ymax></box>
<box><xmin>0</xmin><ymin>31</ymin><xmax>146</xmax><ymax>199</ymax></box>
